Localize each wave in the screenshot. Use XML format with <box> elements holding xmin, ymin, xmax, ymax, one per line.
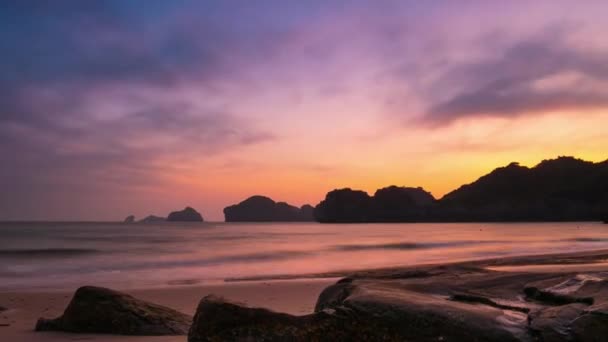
<box><xmin>0</xmin><ymin>248</ymin><xmax>100</xmax><ymax>258</ymax></box>
<box><xmin>562</xmin><ymin>238</ymin><xmax>608</xmax><ymax>243</ymax></box>
<box><xmin>332</xmin><ymin>240</ymin><xmax>506</xmax><ymax>251</ymax></box>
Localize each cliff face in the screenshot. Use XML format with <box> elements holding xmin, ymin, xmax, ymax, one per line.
<box><xmin>314</xmin><ymin>157</ymin><xmax>608</xmax><ymax>223</ymax></box>
<box><xmin>224</xmin><ymin>196</ymin><xmax>314</xmax><ymax>222</ymax></box>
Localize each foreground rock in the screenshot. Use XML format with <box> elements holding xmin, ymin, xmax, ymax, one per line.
<box><xmin>224</xmin><ymin>195</ymin><xmax>314</xmax><ymax>222</ymax></box>
<box><xmin>189</xmin><ymin>254</ymin><xmax>608</xmax><ymax>341</ymax></box>
<box><xmin>167</xmin><ymin>207</ymin><xmax>204</xmax><ymax>222</ymax></box>
<box><xmin>123</xmin><ymin>215</ymin><xmax>135</xmax><ymax>223</ymax></box>
<box><xmin>36</xmin><ymin>286</ymin><xmax>191</xmax><ymax>335</ymax></box>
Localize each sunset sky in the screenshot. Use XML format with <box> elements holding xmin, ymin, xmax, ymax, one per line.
<box><xmin>2</xmin><ymin>1</ymin><xmax>608</xmax><ymax>221</ymax></box>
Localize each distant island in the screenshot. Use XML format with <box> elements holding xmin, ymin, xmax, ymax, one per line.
<box><xmin>314</xmin><ymin>157</ymin><xmax>608</xmax><ymax>223</ymax></box>
<box><xmin>138</xmin><ymin>215</ymin><xmax>166</xmax><ymax>223</ymax></box>
<box><xmin>224</xmin><ymin>195</ymin><xmax>314</xmax><ymax>222</ymax></box>
<box><xmin>167</xmin><ymin>207</ymin><xmax>204</xmax><ymax>222</ymax></box>
<box><xmin>123</xmin><ymin>207</ymin><xmax>203</xmax><ymax>223</ymax></box>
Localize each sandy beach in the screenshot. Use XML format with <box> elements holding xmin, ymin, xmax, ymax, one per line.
<box><xmin>5</xmin><ymin>248</ymin><xmax>608</xmax><ymax>340</ymax></box>
<box><xmin>0</xmin><ymin>279</ymin><xmax>335</xmax><ymax>342</ymax></box>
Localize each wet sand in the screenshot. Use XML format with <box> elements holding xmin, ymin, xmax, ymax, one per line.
<box><xmin>4</xmin><ymin>248</ymin><xmax>608</xmax><ymax>341</ymax></box>
<box><xmin>0</xmin><ymin>279</ymin><xmax>335</xmax><ymax>342</ymax></box>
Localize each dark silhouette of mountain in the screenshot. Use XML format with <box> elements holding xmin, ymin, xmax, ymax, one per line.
<box><xmin>314</xmin><ymin>157</ymin><xmax>608</xmax><ymax>223</ymax></box>
<box><xmin>313</xmin><ymin>189</ymin><xmax>372</xmax><ymax>223</ymax></box>
<box><xmin>167</xmin><ymin>207</ymin><xmax>204</xmax><ymax>222</ymax></box>
<box><xmin>123</xmin><ymin>215</ymin><xmax>135</xmax><ymax>223</ymax></box>
<box><xmin>314</xmin><ymin>187</ymin><xmax>436</xmax><ymax>223</ymax></box>
<box><xmin>438</xmin><ymin>157</ymin><xmax>608</xmax><ymax>221</ymax></box>
<box><xmin>224</xmin><ymin>196</ymin><xmax>314</xmax><ymax>222</ymax></box>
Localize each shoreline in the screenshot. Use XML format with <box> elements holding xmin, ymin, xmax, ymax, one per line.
<box><xmin>3</xmin><ymin>248</ymin><xmax>608</xmax><ymax>341</ymax></box>
<box><xmin>225</xmin><ymin>247</ymin><xmax>608</xmax><ymax>282</ymax></box>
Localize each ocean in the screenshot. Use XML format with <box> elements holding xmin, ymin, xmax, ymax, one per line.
<box><xmin>0</xmin><ymin>221</ymin><xmax>607</xmax><ymax>291</ymax></box>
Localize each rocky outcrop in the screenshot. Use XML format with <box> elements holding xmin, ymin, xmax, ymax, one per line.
<box><xmin>36</xmin><ymin>286</ymin><xmax>191</xmax><ymax>335</ymax></box>
<box><xmin>314</xmin><ymin>186</ymin><xmax>436</xmax><ymax>223</ymax></box>
<box><xmin>314</xmin><ymin>157</ymin><xmax>608</xmax><ymax>222</ymax></box>
<box><xmin>224</xmin><ymin>196</ymin><xmax>314</xmax><ymax>222</ymax></box>
<box><xmin>188</xmin><ymin>259</ymin><xmax>608</xmax><ymax>341</ymax></box>
<box><xmin>123</xmin><ymin>215</ymin><xmax>135</xmax><ymax>223</ymax></box>
<box><xmin>167</xmin><ymin>207</ymin><xmax>204</xmax><ymax>222</ymax></box>
<box><xmin>138</xmin><ymin>215</ymin><xmax>166</xmax><ymax>223</ymax></box>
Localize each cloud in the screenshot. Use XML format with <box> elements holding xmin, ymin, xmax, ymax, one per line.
<box><xmin>0</xmin><ymin>2</ymin><xmax>282</xmax><ymax>219</ymax></box>
<box><xmin>423</xmin><ymin>27</ymin><xmax>608</xmax><ymax>124</ymax></box>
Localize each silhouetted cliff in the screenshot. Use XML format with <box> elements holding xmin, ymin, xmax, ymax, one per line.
<box><xmin>314</xmin><ymin>157</ymin><xmax>608</xmax><ymax>222</ymax></box>
<box><xmin>224</xmin><ymin>196</ymin><xmax>314</xmax><ymax>222</ymax></box>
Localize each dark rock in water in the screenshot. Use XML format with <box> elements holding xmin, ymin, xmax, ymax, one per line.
<box><xmin>224</xmin><ymin>195</ymin><xmax>314</xmax><ymax>222</ymax></box>
<box><xmin>167</xmin><ymin>207</ymin><xmax>203</xmax><ymax>222</ymax></box>
<box><xmin>0</xmin><ymin>305</ymin><xmax>6</xmax><ymax>312</ymax></box>
<box><xmin>138</xmin><ymin>215</ymin><xmax>166</xmax><ymax>223</ymax></box>
<box><xmin>189</xmin><ymin>260</ymin><xmax>608</xmax><ymax>341</ymax></box>
<box><xmin>123</xmin><ymin>215</ymin><xmax>135</xmax><ymax>223</ymax></box>
<box><xmin>36</xmin><ymin>286</ymin><xmax>191</xmax><ymax>335</ymax></box>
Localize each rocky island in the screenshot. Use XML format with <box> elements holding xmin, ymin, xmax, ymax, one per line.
<box><xmin>224</xmin><ymin>195</ymin><xmax>314</xmax><ymax>222</ymax></box>
<box><xmin>167</xmin><ymin>207</ymin><xmax>204</xmax><ymax>222</ymax></box>
<box><xmin>138</xmin><ymin>215</ymin><xmax>166</xmax><ymax>223</ymax></box>
<box><xmin>123</xmin><ymin>215</ymin><xmax>135</xmax><ymax>223</ymax></box>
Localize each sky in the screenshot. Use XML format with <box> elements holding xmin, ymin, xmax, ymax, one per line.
<box><xmin>1</xmin><ymin>1</ymin><xmax>608</xmax><ymax>221</ymax></box>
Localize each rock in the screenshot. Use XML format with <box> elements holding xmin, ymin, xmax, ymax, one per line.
<box><xmin>571</xmin><ymin>303</ymin><xmax>608</xmax><ymax>341</ymax></box>
<box><xmin>138</xmin><ymin>215</ymin><xmax>166</xmax><ymax>223</ymax></box>
<box><xmin>528</xmin><ymin>304</ymin><xmax>587</xmax><ymax>341</ymax></box>
<box><xmin>0</xmin><ymin>306</ymin><xmax>6</xmax><ymax>312</ymax></box>
<box><xmin>224</xmin><ymin>196</ymin><xmax>314</xmax><ymax>222</ymax></box>
<box><xmin>123</xmin><ymin>215</ymin><xmax>135</xmax><ymax>223</ymax></box>
<box><xmin>36</xmin><ymin>286</ymin><xmax>191</xmax><ymax>335</ymax></box>
<box><xmin>189</xmin><ymin>262</ymin><xmax>608</xmax><ymax>341</ymax></box>
<box><xmin>167</xmin><ymin>207</ymin><xmax>203</xmax><ymax>222</ymax></box>
<box><xmin>524</xmin><ymin>286</ymin><xmax>594</xmax><ymax>305</ymax></box>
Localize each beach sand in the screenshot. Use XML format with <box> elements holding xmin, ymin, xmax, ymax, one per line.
<box><xmin>0</xmin><ymin>279</ymin><xmax>336</xmax><ymax>342</ymax></box>
<box><xmin>5</xmin><ymin>248</ymin><xmax>608</xmax><ymax>341</ymax></box>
